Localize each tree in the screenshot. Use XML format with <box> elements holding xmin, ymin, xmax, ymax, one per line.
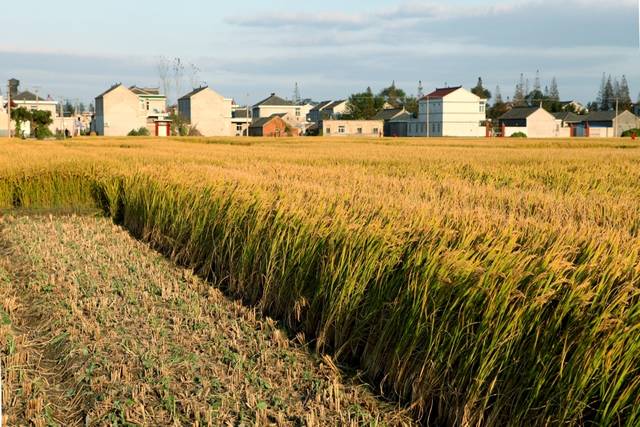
<box><xmin>31</xmin><ymin>110</ymin><xmax>53</xmax><ymax>139</ymax></box>
<box><xmin>618</xmin><ymin>75</ymin><xmax>632</xmax><ymax>111</ymax></box>
<box><xmin>78</xmin><ymin>102</ymin><xmax>86</xmax><ymax>114</ymax></box>
<box><xmin>549</xmin><ymin>77</ymin><xmax>560</xmax><ymax>102</ymax></box>
<box><xmin>157</xmin><ymin>56</ymin><xmax>171</xmax><ymax>101</ymax></box>
<box><xmin>533</xmin><ymin>70</ymin><xmax>541</xmax><ymax>93</ymax></box>
<box><xmin>403</xmin><ymin>96</ymin><xmax>419</xmax><ymax>115</ymax></box>
<box><xmin>513</xmin><ymin>74</ymin><xmax>526</xmax><ymax>106</ymax></box>
<box><xmin>489</xmin><ymin>86</ymin><xmax>508</xmax><ymax>120</ymax></box>
<box><xmin>63</xmin><ymin>100</ymin><xmax>75</xmax><ymax>116</ymax></box>
<box><xmin>602</xmin><ymin>75</ymin><xmax>614</xmax><ymax>111</ymax></box>
<box><xmin>89</xmin><ymin>103</ymin><xmax>95</xmax><ymax>114</ymax></box>
<box><xmin>346</xmin><ymin>87</ymin><xmax>385</xmax><ymax>119</ymax></box>
<box><xmin>188</xmin><ymin>63</ymin><xmax>201</xmax><ymax>91</ymax></box>
<box><xmin>11</xmin><ymin>107</ymin><xmax>31</xmax><ymax>137</ymax></box>
<box><xmin>173</xmin><ymin>57</ymin><xmax>185</xmax><ymax>103</ymax></box>
<box><xmin>379</xmin><ymin>81</ymin><xmax>406</xmax><ymax>108</ymax></box>
<box><xmin>494</xmin><ymin>85</ymin><xmax>503</xmax><ymax>105</ymax></box>
<box><xmin>471</xmin><ymin>77</ymin><xmax>491</xmax><ymax>100</ymax></box>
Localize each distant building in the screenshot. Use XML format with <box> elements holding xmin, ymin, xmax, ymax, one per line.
<box><xmin>560</xmin><ymin>100</ymin><xmax>588</xmax><ymax>114</ymax></box>
<box><xmin>12</xmin><ymin>90</ymin><xmax>58</xmax><ymax>117</ymax></box>
<box><xmin>372</xmin><ymin>108</ymin><xmax>414</xmax><ymax>137</ymax></box>
<box><xmin>231</xmin><ymin>107</ymin><xmax>251</xmax><ymax>136</ymax></box>
<box><xmin>93</xmin><ymin>84</ymin><xmax>148</xmax><ymax>136</ymax></box>
<box><xmin>498</xmin><ymin>106</ymin><xmax>564</xmax><ymax>138</ymax></box>
<box><xmin>252</xmin><ymin>93</ymin><xmax>313</xmax><ymax>133</ymax></box>
<box><xmin>553</xmin><ymin>112</ymin><xmax>583</xmax><ymax>137</ymax></box>
<box><xmin>0</xmin><ymin>95</ymin><xmax>8</xmax><ymax>136</ymax></box>
<box><xmin>573</xmin><ymin>111</ymin><xmax>639</xmax><ymax>137</ymax></box>
<box><xmin>130</xmin><ymin>86</ymin><xmax>167</xmax><ymax>117</ymax></box>
<box><xmin>322</xmin><ymin>120</ymin><xmax>383</xmax><ymax>137</ymax></box>
<box><xmin>178</xmin><ymin>87</ymin><xmax>233</xmax><ymax>136</ymax></box>
<box><xmin>249</xmin><ymin>114</ymin><xmax>298</xmax><ymax>137</ymax></box>
<box><xmin>416</xmin><ymin>86</ymin><xmax>487</xmax><ymax>137</ymax></box>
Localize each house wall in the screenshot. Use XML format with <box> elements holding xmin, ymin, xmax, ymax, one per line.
<box><xmin>186</xmin><ymin>89</ymin><xmax>232</xmax><ymax>136</ymax></box>
<box><xmin>139</xmin><ymin>96</ymin><xmax>167</xmax><ymax>117</ymax></box>
<box><xmin>526</xmin><ymin>108</ymin><xmax>563</xmax><ymax>138</ymax></box>
<box><xmin>13</xmin><ymin>101</ymin><xmax>58</xmax><ymax>117</ymax></box>
<box><xmin>322</xmin><ymin>120</ymin><xmax>383</xmax><ymax>137</ymax></box>
<box><xmin>95</xmin><ymin>86</ymin><xmax>147</xmax><ymax>136</ymax></box>
<box><xmin>417</xmin><ymin>88</ymin><xmax>486</xmax><ymax>137</ymax></box>
<box><xmin>0</xmin><ymin>109</ymin><xmax>8</xmax><ymax>137</ymax></box>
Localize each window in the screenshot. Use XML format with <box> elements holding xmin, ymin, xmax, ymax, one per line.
<box><xmin>295</xmin><ymin>108</ymin><xmax>301</xmax><ymax>117</ymax></box>
<box><xmin>338</xmin><ymin>126</ymin><xmax>346</xmax><ymax>134</ymax></box>
<box><xmin>357</xmin><ymin>128</ymin><xmax>363</xmax><ymax>134</ymax></box>
<box><xmin>146</xmin><ymin>101</ymin><xmax>150</xmax><ymax>111</ymax></box>
<box><xmin>373</xmin><ymin>128</ymin><xmax>379</xmax><ymax>135</ymax></box>
<box><xmin>236</xmin><ymin>124</ymin><xmax>243</xmax><ymax>131</ymax></box>
<box><xmin>326</xmin><ymin>128</ymin><xmax>331</xmax><ymax>134</ymax></box>
<box><xmin>480</xmin><ymin>103</ymin><xmax>485</xmax><ymax>113</ymax></box>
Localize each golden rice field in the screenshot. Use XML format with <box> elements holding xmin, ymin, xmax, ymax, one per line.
<box><xmin>1</xmin><ymin>136</ymin><xmax>640</xmax><ymax>426</ymax></box>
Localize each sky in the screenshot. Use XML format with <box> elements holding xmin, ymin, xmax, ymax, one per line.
<box><xmin>0</xmin><ymin>0</ymin><xmax>638</xmax><ymax>106</ymax></box>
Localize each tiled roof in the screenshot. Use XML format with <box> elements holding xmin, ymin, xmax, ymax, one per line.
<box><xmin>254</xmin><ymin>93</ymin><xmax>292</xmax><ymax>107</ymax></box>
<box><xmin>499</xmin><ymin>106</ymin><xmax>541</xmax><ymax>120</ymax></box>
<box><xmin>310</xmin><ymin>101</ymin><xmax>333</xmax><ymax>112</ymax></box>
<box><xmin>421</xmin><ymin>86</ymin><xmax>462</xmax><ymax>100</ymax></box>
<box><xmin>372</xmin><ymin>108</ymin><xmax>406</xmax><ymax>121</ymax></box>
<box><xmin>179</xmin><ymin>87</ymin><xmax>209</xmax><ymax>100</ymax></box>
<box><xmin>130</xmin><ymin>86</ymin><xmax>161</xmax><ymax>95</ymax></box>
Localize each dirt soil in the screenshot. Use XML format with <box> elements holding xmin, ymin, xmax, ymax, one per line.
<box><xmin>0</xmin><ymin>215</ymin><xmax>414</xmax><ymax>426</ymax></box>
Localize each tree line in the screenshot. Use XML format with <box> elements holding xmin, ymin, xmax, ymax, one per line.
<box><xmin>343</xmin><ymin>72</ymin><xmax>637</xmax><ymax>121</ymax></box>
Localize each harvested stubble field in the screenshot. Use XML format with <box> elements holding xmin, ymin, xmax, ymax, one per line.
<box><xmin>0</xmin><ymin>136</ymin><xmax>639</xmax><ymax>426</ymax></box>
<box><xmin>0</xmin><ymin>214</ymin><xmax>410</xmax><ymax>426</ymax></box>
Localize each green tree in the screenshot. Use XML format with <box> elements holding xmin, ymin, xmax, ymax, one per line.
<box><xmin>471</xmin><ymin>77</ymin><xmax>491</xmax><ymax>100</ymax></box>
<box><xmin>489</xmin><ymin>86</ymin><xmax>508</xmax><ymax>120</ymax></box>
<box><xmin>31</xmin><ymin>110</ymin><xmax>53</xmax><ymax>139</ymax></box>
<box><xmin>11</xmin><ymin>107</ymin><xmax>31</xmax><ymax>137</ymax></box>
<box><xmin>346</xmin><ymin>87</ymin><xmax>385</xmax><ymax>119</ymax></box>
<box><xmin>403</xmin><ymin>96</ymin><xmax>418</xmax><ymax>115</ymax></box>
<box><xmin>378</xmin><ymin>81</ymin><xmax>406</xmax><ymax>108</ymax></box>
<box><xmin>513</xmin><ymin>74</ymin><xmax>525</xmax><ymax>106</ymax></box>
<box><xmin>617</xmin><ymin>75</ymin><xmax>632</xmax><ymax>111</ymax></box>
<box><xmin>63</xmin><ymin>100</ymin><xmax>75</xmax><ymax>116</ymax></box>
<box><xmin>601</xmin><ymin>75</ymin><xmax>614</xmax><ymax>111</ymax></box>
<box><xmin>549</xmin><ymin>77</ymin><xmax>560</xmax><ymax>102</ymax></box>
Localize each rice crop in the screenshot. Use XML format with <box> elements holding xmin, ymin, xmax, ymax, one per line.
<box><xmin>1</xmin><ymin>136</ymin><xmax>639</xmax><ymax>426</ymax></box>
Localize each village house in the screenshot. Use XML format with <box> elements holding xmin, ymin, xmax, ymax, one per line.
<box><xmin>178</xmin><ymin>87</ymin><xmax>233</xmax><ymax>137</ymax></box>
<box><xmin>553</xmin><ymin>112</ymin><xmax>583</xmax><ymax>137</ymax></box>
<box><xmin>231</xmin><ymin>107</ymin><xmax>251</xmax><ymax>136</ymax></box>
<box><xmin>372</xmin><ymin>108</ymin><xmax>414</xmax><ymax>137</ymax></box>
<box><xmin>498</xmin><ymin>106</ymin><xmax>566</xmax><ymax>138</ymax></box>
<box><xmin>573</xmin><ymin>111</ymin><xmax>639</xmax><ymax>137</ymax></box>
<box><xmin>93</xmin><ymin>84</ymin><xmax>148</xmax><ymax>136</ymax></box>
<box><xmin>130</xmin><ymin>86</ymin><xmax>167</xmax><ymax>117</ymax></box>
<box><xmin>249</xmin><ymin>114</ymin><xmax>299</xmax><ymax>137</ymax></box>
<box><xmin>252</xmin><ymin>93</ymin><xmax>313</xmax><ymax>134</ymax></box>
<box><xmin>415</xmin><ymin>86</ymin><xmax>487</xmax><ymax>137</ymax></box>
<box><xmin>322</xmin><ymin>120</ymin><xmax>383</xmax><ymax>137</ymax></box>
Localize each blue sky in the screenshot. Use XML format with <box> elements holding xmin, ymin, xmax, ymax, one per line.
<box><xmin>1</xmin><ymin>0</ymin><xmax>638</xmax><ymax>105</ymax></box>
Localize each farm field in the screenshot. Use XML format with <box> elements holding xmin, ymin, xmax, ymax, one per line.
<box><xmin>0</xmin><ymin>214</ymin><xmax>412</xmax><ymax>426</ymax></box>
<box><xmin>1</xmin><ymin>136</ymin><xmax>640</xmax><ymax>425</ymax></box>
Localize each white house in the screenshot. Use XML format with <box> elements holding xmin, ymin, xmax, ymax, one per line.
<box><xmin>414</xmin><ymin>86</ymin><xmax>487</xmax><ymax>137</ymax></box>
<box><xmin>499</xmin><ymin>106</ymin><xmax>567</xmax><ymax>138</ymax></box>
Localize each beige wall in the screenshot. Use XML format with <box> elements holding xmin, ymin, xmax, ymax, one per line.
<box><xmin>322</xmin><ymin>120</ymin><xmax>383</xmax><ymax>137</ymax></box>
<box><xmin>139</xmin><ymin>96</ymin><xmax>167</xmax><ymax>116</ymax></box>
<box><xmin>417</xmin><ymin>87</ymin><xmax>486</xmax><ymax>137</ymax></box>
<box><xmin>0</xmin><ymin>109</ymin><xmax>8</xmax><ymax>136</ymax></box>
<box><xmin>183</xmin><ymin>88</ymin><xmax>233</xmax><ymax>136</ymax></box>
<box><xmin>13</xmin><ymin>100</ymin><xmax>58</xmax><ymax>117</ymax></box>
<box><xmin>95</xmin><ymin>86</ymin><xmax>147</xmax><ymax>136</ymax></box>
